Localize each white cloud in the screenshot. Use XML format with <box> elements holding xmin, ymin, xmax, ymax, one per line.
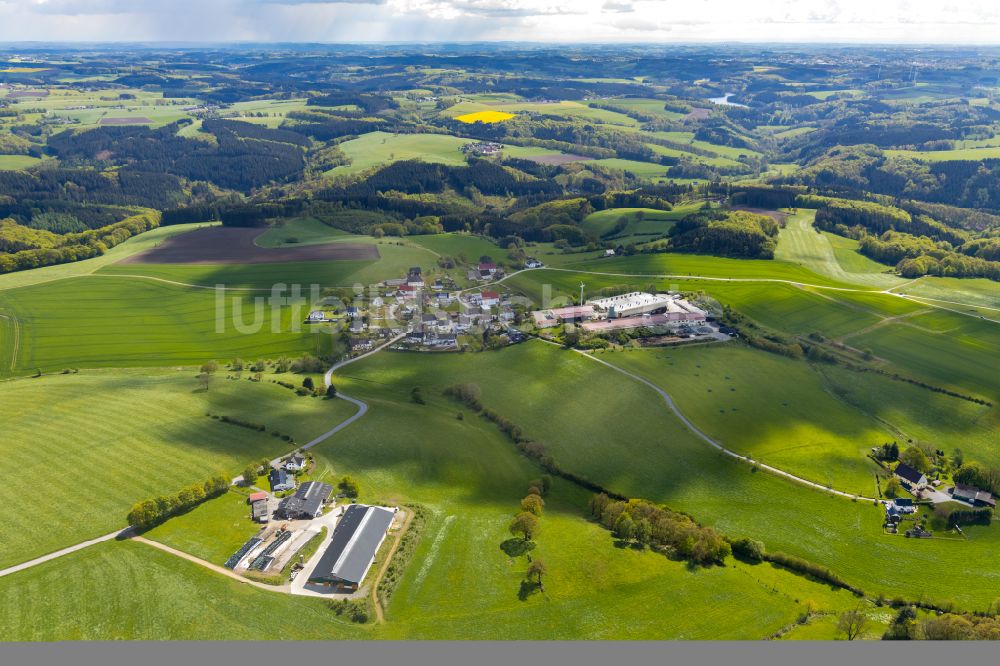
<box><xmin>2</xmin><ymin>0</ymin><xmax>1000</xmax><ymax>42</ymax></box>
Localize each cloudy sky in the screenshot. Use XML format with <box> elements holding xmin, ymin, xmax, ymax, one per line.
<box><xmin>2</xmin><ymin>0</ymin><xmax>1000</xmax><ymax>43</ymax></box>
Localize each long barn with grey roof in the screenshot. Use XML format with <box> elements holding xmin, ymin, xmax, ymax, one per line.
<box><xmin>307</xmin><ymin>504</ymin><xmax>396</xmax><ymax>591</ymax></box>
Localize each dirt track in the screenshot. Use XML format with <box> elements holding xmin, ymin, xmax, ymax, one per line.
<box><xmin>121</xmin><ymin>227</ymin><xmax>380</xmax><ymax>265</ymax></box>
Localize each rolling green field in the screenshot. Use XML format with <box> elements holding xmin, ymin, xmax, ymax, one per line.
<box><xmin>0</xmin><ymin>369</ymin><xmax>357</xmax><ymax>568</ymax></box>
<box><xmin>144</xmin><ymin>490</ymin><xmax>265</xmax><ymax>565</ymax></box>
<box><xmin>327</xmin><ymin>131</ymin><xmax>472</xmax><ymax>176</ymax></box>
<box><xmin>0</xmin><ymin>276</ymin><xmax>326</xmax><ymax>374</ymax></box>
<box><xmin>850</xmin><ymin>311</ymin><xmax>1000</xmax><ymax>402</ymax></box>
<box><xmin>898</xmin><ymin>276</ymin><xmax>1000</xmax><ymax>310</ymax></box>
<box><xmin>0</xmin><ymin>540</ymin><xmax>366</xmax><ymax>640</ymax></box>
<box><xmin>590</xmin><ymin>158</ymin><xmax>671</xmax><ymax>179</ymax></box>
<box><xmin>0</xmin><ymin>155</ymin><xmax>44</xmax><ymax>170</ymax></box>
<box><xmin>404</xmin><ymin>233</ymin><xmax>503</xmax><ymax>263</ymax></box>
<box><xmin>579</xmin><ymin>207</ymin><xmax>683</xmax><ymax>241</ymax></box>
<box><xmin>324</xmin><ymin>341</ymin><xmax>1000</xmax><ymax>610</ymax></box>
<box><xmin>774</xmin><ymin>210</ymin><xmax>906</xmax><ymax>288</ymax></box>
<box><xmin>253</xmin><ymin>217</ymin><xmax>359</xmax><ymax>248</ymax></box>
<box><xmin>610</xmin><ymin>345</ymin><xmax>886</xmax><ymax>491</ymax></box>
<box><xmin>886</xmin><ymin>146</ymin><xmax>1000</xmax><ymax>162</ymax></box>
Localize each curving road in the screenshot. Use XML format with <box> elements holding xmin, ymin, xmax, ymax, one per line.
<box><xmin>0</xmin><ymin>338</ymin><xmax>402</xmax><ymax>579</ymax></box>
<box><xmin>570</xmin><ymin>345</ymin><xmax>877</xmax><ymax>502</ymax></box>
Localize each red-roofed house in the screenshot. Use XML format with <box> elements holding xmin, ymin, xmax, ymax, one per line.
<box><xmin>247</xmin><ymin>491</ymin><xmax>268</xmax><ymax>504</ymax></box>
<box><xmin>480</xmin><ymin>291</ymin><xmax>501</xmax><ymax>307</ymax></box>
<box><xmin>479</xmin><ymin>262</ymin><xmax>497</xmax><ymax>274</ymax></box>
<box><xmin>398</xmin><ymin>284</ymin><xmax>419</xmax><ymax>299</ymax></box>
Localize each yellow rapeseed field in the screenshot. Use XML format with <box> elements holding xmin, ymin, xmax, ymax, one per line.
<box><xmin>454</xmin><ymin>110</ymin><xmax>515</xmax><ymax>124</ymax></box>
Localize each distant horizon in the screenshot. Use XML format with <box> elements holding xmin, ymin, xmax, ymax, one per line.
<box><xmin>2</xmin><ymin>40</ymin><xmax>1000</xmax><ymax>49</ymax></box>
<box><xmin>3</xmin><ymin>0</ymin><xmax>1000</xmax><ymax>45</ymax></box>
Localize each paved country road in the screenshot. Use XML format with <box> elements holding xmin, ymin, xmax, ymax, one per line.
<box><xmin>0</xmin><ymin>529</ymin><xmax>130</xmax><ymax>579</ymax></box>
<box><xmin>571</xmin><ymin>345</ymin><xmax>878</xmax><ymax>502</ymax></box>
<box><xmin>0</xmin><ymin>336</ymin><xmax>404</xmax><ymax>579</ymax></box>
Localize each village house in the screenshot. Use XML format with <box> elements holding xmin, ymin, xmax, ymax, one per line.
<box><xmin>284</xmin><ymin>453</ymin><xmax>306</xmax><ymax>472</ymax></box>
<box><xmin>480</xmin><ymin>291</ymin><xmax>501</xmax><ymax>308</ymax></box>
<box><xmin>894</xmin><ymin>462</ymin><xmax>927</xmax><ymax>489</ymax></box>
<box><xmin>398</xmin><ymin>284</ymin><xmax>420</xmax><ymax>299</ymax></box>
<box><xmin>350</xmin><ymin>337</ymin><xmax>374</xmax><ymax>352</ymax></box>
<box><xmin>269</xmin><ymin>468</ymin><xmax>295</xmax><ymax>492</ymax></box>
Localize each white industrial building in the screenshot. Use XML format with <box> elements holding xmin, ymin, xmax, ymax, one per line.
<box><xmin>588</xmin><ymin>292</ymin><xmax>672</xmax><ymax>318</ymax></box>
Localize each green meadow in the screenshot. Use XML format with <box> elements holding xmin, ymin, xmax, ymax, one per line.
<box><xmin>0</xmin><ymin>276</ymin><xmax>327</xmax><ymax>374</ymax></box>
<box><xmin>327</xmin><ymin>131</ymin><xmax>472</xmax><ymax>176</ymax></box>
<box><xmin>322</xmin><ymin>341</ymin><xmax>1000</xmax><ymax>610</ymax></box>
<box><xmin>579</xmin><ymin>207</ymin><xmax>684</xmax><ymax>241</ymax></box>
<box><xmin>774</xmin><ymin>210</ymin><xmax>906</xmax><ymax>288</ymax></box>
<box><xmin>610</xmin><ymin>345</ymin><xmax>886</xmax><ymax>491</ymax></box>
<box><xmin>254</xmin><ymin>217</ymin><xmax>361</xmax><ymax>248</ymax></box>
<box><xmin>0</xmin><ymin>369</ymin><xmax>357</xmax><ymax>568</ymax></box>
<box><xmin>145</xmin><ymin>490</ymin><xmax>265</xmax><ymax>565</ymax></box>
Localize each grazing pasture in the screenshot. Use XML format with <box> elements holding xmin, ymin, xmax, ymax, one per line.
<box><xmin>327</xmin><ymin>341</ymin><xmax>1000</xmax><ymax>609</ymax></box>
<box><xmin>579</xmin><ymin>207</ymin><xmax>682</xmax><ymax>241</ymax></box>
<box><xmin>0</xmin><ymin>277</ymin><xmax>326</xmax><ymax>374</ymax></box>
<box><xmin>610</xmin><ymin>345</ymin><xmax>886</xmax><ymax>491</ymax></box>
<box><xmin>774</xmin><ymin>210</ymin><xmax>906</xmax><ymax>288</ymax></box>
<box><xmin>0</xmin><ymin>155</ymin><xmax>44</xmax><ymax>170</ymax></box>
<box><xmin>326</xmin><ymin>131</ymin><xmax>471</xmax><ymax>176</ymax></box>
<box><xmin>144</xmin><ymin>491</ymin><xmax>264</xmax><ymax>565</ymax></box>
<box><xmin>0</xmin><ymin>541</ymin><xmax>365</xmax><ymax>640</ymax></box>
<box><xmin>0</xmin><ymin>369</ymin><xmax>356</xmax><ymax>568</ymax></box>
<box><xmin>253</xmin><ymin>217</ymin><xmax>361</xmax><ymax>248</ymax></box>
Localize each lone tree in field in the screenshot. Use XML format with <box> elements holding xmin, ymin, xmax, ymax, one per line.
<box><xmin>411</xmin><ymin>386</ymin><xmax>425</xmax><ymax>404</ymax></box>
<box><xmin>509</xmin><ymin>512</ymin><xmax>538</xmax><ymax>542</ymax></box>
<box><xmin>520</xmin><ymin>493</ymin><xmax>545</xmax><ymax>516</ymax></box>
<box><xmin>198</xmin><ymin>361</ymin><xmax>218</xmax><ymax>392</ymax></box>
<box><xmin>242</xmin><ymin>464</ymin><xmax>259</xmax><ymax>486</ymax></box>
<box><xmin>338</xmin><ymin>475</ymin><xmax>360</xmax><ymax>498</ymax></box>
<box><xmin>326</xmin><ymin>384</ymin><xmax>338</xmax><ymax>399</ymax></box>
<box><xmin>302</xmin><ymin>376</ymin><xmax>315</xmax><ymax>390</ymax></box>
<box><xmin>883</xmin><ymin>477</ymin><xmax>902</xmax><ymax>499</ymax></box>
<box><xmin>837</xmin><ymin>606</ymin><xmax>870</xmax><ymax>640</ymax></box>
<box><xmin>526</xmin><ymin>559</ymin><xmax>547</xmax><ymax>592</ymax></box>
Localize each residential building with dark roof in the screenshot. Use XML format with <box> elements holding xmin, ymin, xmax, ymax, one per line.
<box><xmin>307</xmin><ymin>504</ymin><xmax>396</xmax><ymax>591</ymax></box>
<box><xmin>277</xmin><ymin>481</ymin><xmax>334</xmax><ymax>520</ymax></box>
<box><xmin>269</xmin><ymin>468</ymin><xmax>295</xmax><ymax>492</ymax></box>
<box><xmin>894</xmin><ymin>462</ymin><xmax>927</xmax><ymax>488</ymax></box>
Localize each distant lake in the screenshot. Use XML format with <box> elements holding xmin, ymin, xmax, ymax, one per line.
<box><xmin>708</xmin><ymin>93</ymin><xmax>748</xmax><ymax>108</ymax></box>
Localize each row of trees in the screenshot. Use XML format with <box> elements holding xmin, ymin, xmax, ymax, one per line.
<box><xmin>126</xmin><ymin>475</ymin><xmax>230</xmax><ymax>530</ymax></box>
<box><xmin>0</xmin><ymin>211</ymin><xmax>160</xmax><ymax>275</ymax></box>
<box><xmin>588</xmin><ymin>493</ymin><xmax>731</xmax><ymax>566</ymax></box>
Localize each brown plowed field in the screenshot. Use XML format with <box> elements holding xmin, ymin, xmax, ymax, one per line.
<box><xmin>121</xmin><ymin>227</ymin><xmax>380</xmax><ymax>265</ymax></box>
